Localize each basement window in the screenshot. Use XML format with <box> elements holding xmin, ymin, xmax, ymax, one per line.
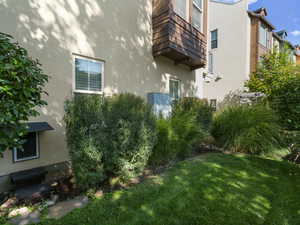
<box><xmin>13</xmin><ymin>133</ymin><xmax>39</xmax><ymax>162</ymax></box>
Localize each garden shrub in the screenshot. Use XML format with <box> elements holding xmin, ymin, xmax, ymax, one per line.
<box><xmin>148</xmin><ymin>118</ymin><xmax>173</xmax><ymax>166</ymax></box>
<box><xmin>211</xmin><ymin>104</ymin><xmax>282</xmax><ymax>154</ymax></box>
<box><xmin>172</xmin><ymin>97</ymin><xmax>213</xmax><ymax>132</ymax></box>
<box><xmin>270</xmin><ymin>76</ymin><xmax>300</xmax><ymax>130</ymax></box>
<box><xmin>98</xmin><ymin>93</ymin><xmax>157</xmax><ymax>181</ymax></box>
<box><xmin>65</xmin><ymin>93</ymin><xmax>157</xmax><ymax>187</ymax></box>
<box><xmin>64</xmin><ymin>94</ymin><xmax>105</xmax><ymax>190</ymax></box>
<box><xmin>150</xmin><ymin>98</ymin><xmax>208</xmax><ymax>165</ymax></box>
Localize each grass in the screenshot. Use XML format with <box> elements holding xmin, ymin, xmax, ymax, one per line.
<box><xmin>22</xmin><ymin>154</ymin><xmax>300</xmax><ymax>225</ymax></box>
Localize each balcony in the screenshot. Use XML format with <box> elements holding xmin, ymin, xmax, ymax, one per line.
<box><xmin>153</xmin><ymin>5</ymin><xmax>207</xmax><ymax>70</ymax></box>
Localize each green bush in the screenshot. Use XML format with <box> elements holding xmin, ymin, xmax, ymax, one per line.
<box><xmin>64</xmin><ymin>95</ymin><xmax>105</xmax><ymax>190</ymax></box>
<box><xmin>270</xmin><ymin>76</ymin><xmax>300</xmax><ymax>130</ymax></box>
<box><xmin>172</xmin><ymin>97</ymin><xmax>213</xmax><ymax>132</ymax></box>
<box><xmin>211</xmin><ymin>104</ymin><xmax>281</xmax><ymax>154</ymax></box>
<box><xmin>98</xmin><ymin>93</ymin><xmax>156</xmax><ymax>181</ymax></box>
<box><xmin>65</xmin><ymin>93</ymin><xmax>156</xmax><ymax>188</ymax></box>
<box><xmin>148</xmin><ymin>118</ymin><xmax>173</xmax><ymax>166</ymax></box>
<box><xmin>149</xmin><ymin>98</ymin><xmax>208</xmax><ymax>165</ymax></box>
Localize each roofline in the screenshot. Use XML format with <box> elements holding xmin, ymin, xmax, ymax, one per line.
<box><xmin>248</xmin><ymin>11</ymin><xmax>276</xmax><ymax>30</ymax></box>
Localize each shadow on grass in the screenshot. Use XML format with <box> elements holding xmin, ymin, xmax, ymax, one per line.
<box><xmin>38</xmin><ymin>153</ymin><xmax>300</xmax><ymax>225</ymax></box>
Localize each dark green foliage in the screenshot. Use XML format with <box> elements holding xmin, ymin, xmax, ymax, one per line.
<box><xmin>98</xmin><ymin>93</ymin><xmax>156</xmax><ymax>180</ymax></box>
<box><xmin>64</xmin><ymin>93</ymin><xmax>156</xmax><ymax>189</ymax></box>
<box><xmin>172</xmin><ymin>97</ymin><xmax>213</xmax><ymax>132</ymax></box>
<box><xmin>270</xmin><ymin>76</ymin><xmax>300</xmax><ymax>130</ymax></box>
<box><xmin>282</xmin><ymin>130</ymin><xmax>300</xmax><ymax>163</ymax></box>
<box><xmin>149</xmin><ymin>98</ymin><xmax>209</xmax><ymax>165</ymax></box>
<box><xmin>148</xmin><ymin>118</ymin><xmax>173</xmax><ymax>166</ymax></box>
<box><xmin>64</xmin><ymin>95</ymin><xmax>105</xmax><ymax>190</ymax></box>
<box><xmin>0</xmin><ymin>33</ymin><xmax>48</xmax><ymax>154</ymax></box>
<box><xmin>211</xmin><ymin>104</ymin><xmax>282</xmax><ymax>154</ymax></box>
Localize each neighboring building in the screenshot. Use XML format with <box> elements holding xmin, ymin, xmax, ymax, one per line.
<box><xmin>273</xmin><ymin>30</ymin><xmax>297</xmax><ymax>64</ymax></box>
<box><xmin>203</xmin><ymin>1</ymin><xmax>295</xmax><ymax>105</ymax></box>
<box><xmin>202</xmin><ymin>0</ymin><xmax>252</xmax><ymax>103</ymax></box>
<box><xmin>0</xmin><ymin>0</ymin><xmax>208</xmax><ymax>191</ymax></box>
<box><xmin>296</xmin><ymin>45</ymin><xmax>300</xmax><ymax>65</ymax></box>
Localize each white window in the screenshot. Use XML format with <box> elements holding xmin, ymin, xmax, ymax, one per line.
<box><xmin>174</xmin><ymin>0</ymin><xmax>188</xmax><ymax>20</ymax></box>
<box><xmin>208</xmin><ymin>52</ymin><xmax>213</xmax><ymax>74</ymax></box>
<box><xmin>169</xmin><ymin>79</ymin><xmax>181</xmax><ymax>100</ymax></box>
<box><xmin>74</xmin><ymin>55</ymin><xmax>104</xmax><ymax>94</ymax></box>
<box><xmin>13</xmin><ymin>133</ymin><xmax>39</xmax><ymax>162</ymax></box>
<box><xmin>259</xmin><ymin>23</ymin><xmax>268</xmax><ymax>47</ymax></box>
<box><xmin>211</xmin><ymin>29</ymin><xmax>218</xmax><ymax>49</ymax></box>
<box><xmin>192</xmin><ymin>0</ymin><xmax>203</xmax><ymax>31</ymax></box>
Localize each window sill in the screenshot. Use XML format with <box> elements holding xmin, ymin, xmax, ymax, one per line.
<box><xmin>13</xmin><ymin>156</ymin><xmax>39</xmax><ymax>163</ymax></box>
<box><xmin>73</xmin><ymin>90</ymin><xmax>103</xmax><ymax>95</ymax></box>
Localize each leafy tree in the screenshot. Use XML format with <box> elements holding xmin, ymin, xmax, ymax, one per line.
<box><xmin>0</xmin><ymin>33</ymin><xmax>48</xmax><ymax>155</ymax></box>
<box><xmin>246</xmin><ymin>45</ymin><xmax>299</xmax><ymax>96</ymax></box>
<box><xmin>245</xmin><ymin>46</ymin><xmax>300</xmax><ymax>130</ymax></box>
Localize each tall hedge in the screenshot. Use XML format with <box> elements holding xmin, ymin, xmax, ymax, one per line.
<box><xmin>98</xmin><ymin>93</ymin><xmax>156</xmax><ymax>180</ymax></box>
<box><xmin>64</xmin><ymin>93</ymin><xmax>156</xmax><ymax>189</ymax></box>
<box><xmin>64</xmin><ymin>95</ymin><xmax>105</xmax><ymax>190</ymax></box>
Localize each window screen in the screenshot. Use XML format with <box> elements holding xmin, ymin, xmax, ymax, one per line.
<box><xmin>211</xmin><ymin>30</ymin><xmax>218</xmax><ymax>49</ymax></box>
<box><xmin>192</xmin><ymin>3</ymin><xmax>202</xmax><ymax>31</ymax></box>
<box><xmin>174</xmin><ymin>0</ymin><xmax>187</xmax><ymax>20</ymax></box>
<box><xmin>259</xmin><ymin>24</ymin><xmax>268</xmax><ymax>47</ymax></box>
<box><xmin>208</xmin><ymin>52</ymin><xmax>213</xmax><ymax>74</ymax></box>
<box><xmin>169</xmin><ymin>79</ymin><xmax>181</xmax><ymax>100</ymax></box>
<box><xmin>14</xmin><ymin>133</ymin><xmax>39</xmax><ymax>162</ymax></box>
<box><xmin>75</xmin><ymin>57</ymin><xmax>103</xmax><ymax>92</ymax></box>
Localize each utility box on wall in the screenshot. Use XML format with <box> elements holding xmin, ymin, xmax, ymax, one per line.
<box><xmin>147</xmin><ymin>93</ymin><xmax>172</xmax><ymax>117</ymax></box>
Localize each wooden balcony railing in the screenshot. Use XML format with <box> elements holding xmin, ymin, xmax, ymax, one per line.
<box><xmin>153</xmin><ymin>9</ymin><xmax>207</xmax><ymax>70</ymax></box>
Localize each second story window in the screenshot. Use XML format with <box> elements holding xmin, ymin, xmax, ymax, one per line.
<box><xmin>74</xmin><ymin>56</ymin><xmax>104</xmax><ymax>94</ymax></box>
<box><xmin>208</xmin><ymin>52</ymin><xmax>214</xmax><ymax>74</ymax></box>
<box><xmin>192</xmin><ymin>0</ymin><xmax>203</xmax><ymax>31</ymax></box>
<box><xmin>211</xmin><ymin>29</ymin><xmax>218</xmax><ymax>49</ymax></box>
<box><xmin>174</xmin><ymin>0</ymin><xmax>188</xmax><ymax>20</ymax></box>
<box><xmin>169</xmin><ymin>79</ymin><xmax>181</xmax><ymax>101</ymax></box>
<box><xmin>259</xmin><ymin>23</ymin><xmax>269</xmax><ymax>48</ymax></box>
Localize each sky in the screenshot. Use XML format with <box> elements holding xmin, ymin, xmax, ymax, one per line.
<box><xmin>221</xmin><ymin>0</ymin><xmax>300</xmax><ymax>45</ymax></box>
<box><xmin>249</xmin><ymin>0</ymin><xmax>300</xmax><ymax>45</ymax></box>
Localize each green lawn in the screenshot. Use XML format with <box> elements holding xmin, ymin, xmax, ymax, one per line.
<box><xmin>39</xmin><ymin>153</ymin><xmax>300</xmax><ymax>225</ymax></box>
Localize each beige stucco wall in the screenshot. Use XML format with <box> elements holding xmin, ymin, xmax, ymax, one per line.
<box><xmin>203</xmin><ymin>0</ymin><xmax>251</xmax><ymax>103</ymax></box>
<box><xmin>0</xmin><ymin>0</ymin><xmax>199</xmax><ymax>177</ymax></box>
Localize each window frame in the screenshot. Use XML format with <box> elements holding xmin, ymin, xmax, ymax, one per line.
<box><xmin>259</xmin><ymin>23</ymin><xmax>268</xmax><ymax>48</ymax></box>
<box><xmin>192</xmin><ymin>0</ymin><xmax>203</xmax><ymax>32</ymax></box>
<box><xmin>73</xmin><ymin>54</ymin><xmax>105</xmax><ymax>95</ymax></box>
<box><xmin>173</xmin><ymin>0</ymin><xmax>204</xmax><ymax>33</ymax></box>
<box><xmin>13</xmin><ymin>132</ymin><xmax>40</xmax><ymax>163</ymax></box>
<box><xmin>169</xmin><ymin>78</ymin><xmax>181</xmax><ymax>101</ymax></box>
<box><xmin>173</xmin><ymin>0</ymin><xmax>189</xmax><ymax>21</ymax></box>
<box><xmin>208</xmin><ymin>52</ymin><xmax>213</xmax><ymax>74</ymax></box>
<box><xmin>211</xmin><ymin>29</ymin><xmax>218</xmax><ymax>49</ymax></box>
